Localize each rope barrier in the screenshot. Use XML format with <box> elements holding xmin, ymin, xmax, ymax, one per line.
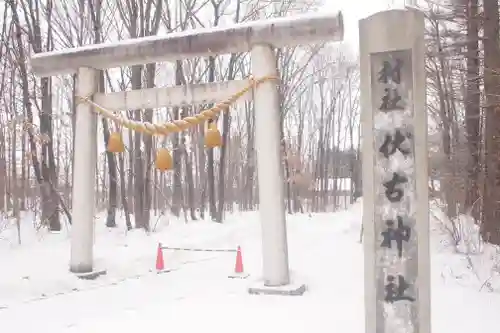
<box><xmin>75</xmin><ymin>75</ymin><xmax>279</xmax><ymax>137</ymax></box>
<box><xmin>160</xmin><ymin>246</ymin><xmax>237</xmax><ymax>253</ymax></box>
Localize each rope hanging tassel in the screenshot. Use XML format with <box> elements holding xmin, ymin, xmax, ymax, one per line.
<box><xmin>76</xmin><ymin>75</ymin><xmax>278</xmax><ymax>171</ymax></box>
<box><xmin>155</xmin><ymin>148</ymin><xmax>174</xmax><ymax>171</ymax></box>
<box><xmin>205</xmin><ymin>122</ymin><xmax>223</xmax><ymax>148</ymax></box>
<box><xmin>107</xmin><ymin>132</ymin><xmax>125</xmax><ymax>153</ymax></box>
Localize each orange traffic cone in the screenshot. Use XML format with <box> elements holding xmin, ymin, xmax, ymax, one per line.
<box><xmin>155</xmin><ymin>243</ymin><xmax>165</xmax><ymax>272</ymax></box>
<box><xmin>229</xmin><ymin>246</ymin><xmax>249</xmax><ymax>279</ymax></box>
<box><xmin>234</xmin><ymin>246</ymin><xmax>244</xmax><ymax>273</ymax></box>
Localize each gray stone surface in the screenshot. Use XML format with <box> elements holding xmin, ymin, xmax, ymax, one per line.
<box><xmin>248</xmin><ymin>282</ymin><xmax>307</xmax><ymax>296</ymax></box>
<box><xmin>74</xmin><ymin>269</ymin><xmax>107</xmax><ymax>280</ymax></box>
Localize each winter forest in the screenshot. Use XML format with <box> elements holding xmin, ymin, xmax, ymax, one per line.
<box><xmin>0</xmin><ymin>0</ymin><xmax>362</xmax><ymax>234</ymax></box>
<box><xmin>1</xmin><ymin>0</ymin><xmax>499</xmax><ymax>247</ymax></box>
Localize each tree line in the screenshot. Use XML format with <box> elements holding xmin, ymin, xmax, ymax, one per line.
<box><xmin>0</xmin><ymin>0</ymin><xmax>360</xmax><ymax>235</ymax></box>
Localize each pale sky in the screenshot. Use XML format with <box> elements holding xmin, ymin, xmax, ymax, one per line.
<box><xmin>323</xmin><ymin>0</ymin><xmax>407</xmax><ymax>54</ymax></box>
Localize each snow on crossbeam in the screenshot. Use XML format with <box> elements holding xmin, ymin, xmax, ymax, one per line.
<box><xmin>30</xmin><ymin>11</ymin><xmax>343</xmax><ymax>77</ymax></box>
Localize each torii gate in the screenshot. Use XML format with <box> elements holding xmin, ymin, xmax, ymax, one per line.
<box><xmin>30</xmin><ymin>12</ymin><xmax>344</xmax><ymax>295</ymax></box>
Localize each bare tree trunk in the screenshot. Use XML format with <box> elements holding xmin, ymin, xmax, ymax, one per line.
<box><xmin>89</xmin><ymin>0</ymin><xmax>118</xmax><ymax>228</ymax></box>
<box><xmin>181</xmin><ymin>106</ymin><xmax>197</xmax><ymax>221</ymax></box>
<box><xmin>171</xmin><ymin>61</ymin><xmax>184</xmax><ymax>217</ymax></box>
<box><xmin>131</xmin><ymin>61</ymin><xmax>145</xmax><ymax>228</ymax></box>
<box><xmin>245</xmin><ymin>104</ymin><xmax>255</xmax><ymax>210</ymax></box>
<box><xmin>117</xmin><ymin>0</ymin><xmax>160</xmax><ymax>230</ymax></box>
<box><xmin>482</xmin><ymin>0</ymin><xmax>500</xmax><ymax>244</ymax></box>
<box><xmin>215</xmin><ymin>0</ymin><xmax>242</xmax><ymax>222</ymax></box>
<box><xmin>0</xmin><ymin>135</ymin><xmax>5</xmax><ymax>212</ymax></box>
<box><xmin>206</xmin><ymin>55</ymin><xmax>217</xmax><ymax>221</ymax></box>
<box><xmin>464</xmin><ymin>0</ymin><xmax>481</xmax><ymax>216</ymax></box>
<box><xmin>38</xmin><ymin>1</ymin><xmax>60</xmax><ymax>230</ymax></box>
<box><xmin>8</xmin><ymin>0</ymin><xmax>61</xmax><ymax>230</ymax></box>
<box><xmin>215</xmin><ymin>54</ymin><xmax>236</xmax><ymax>222</ymax></box>
<box><xmin>119</xmin><ymin>153</ymin><xmax>132</xmax><ymax>230</ymax></box>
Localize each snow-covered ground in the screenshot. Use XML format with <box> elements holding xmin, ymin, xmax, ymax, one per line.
<box><xmin>0</xmin><ymin>200</ymin><xmax>499</xmax><ymax>332</ymax></box>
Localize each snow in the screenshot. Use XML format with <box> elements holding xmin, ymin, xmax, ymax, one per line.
<box><xmin>31</xmin><ymin>10</ymin><xmax>342</xmax><ymax>59</ymax></box>
<box><xmin>0</xmin><ymin>201</ymin><xmax>499</xmax><ymax>332</ymax></box>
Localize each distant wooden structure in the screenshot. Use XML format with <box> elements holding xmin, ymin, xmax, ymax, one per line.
<box><xmin>312</xmin><ymin>148</ymin><xmax>362</xmax><ymax>199</ymax></box>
